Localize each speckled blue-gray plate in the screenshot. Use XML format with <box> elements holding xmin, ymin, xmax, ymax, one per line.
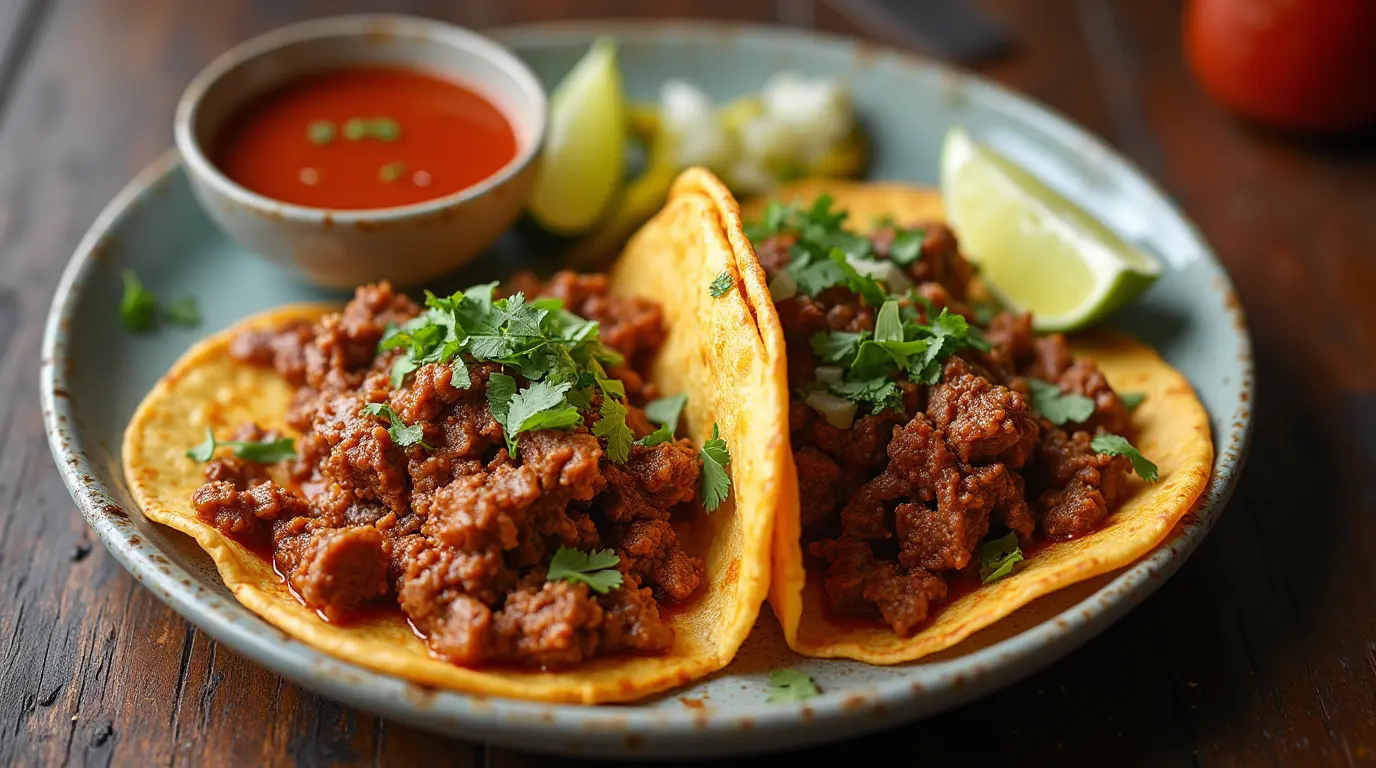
<box><xmin>41</xmin><ymin>21</ymin><xmax>1252</xmax><ymax>759</ymax></box>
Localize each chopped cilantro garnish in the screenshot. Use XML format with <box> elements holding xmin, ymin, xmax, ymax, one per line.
<box><xmin>1027</xmin><ymin>378</ymin><xmax>1096</xmax><ymax>426</ymax></box>
<box><xmin>306</xmin><ymin>119</ymin><xmax>336</xmax><ymax>145</ymax></box>
<box><xmin>767</xmin><ymin>669</ymin><xmax>819</xmax><ymax>702</ymax></box>
<box><xmin>343</xmin><ymin>116</ymin><xmax>400</xmax><ymax>142</ymax></box>
<box><xmin>1091</xmin><ymin>433</ymin><xmax>1159</xmax><ymax>482</ymax></box>
<box><xmin>490</xmin><ymin>379</ymin><xmax>582</xmax><ymax>456</ymax></box>
<box><xmin>698</xmin><ymin>424</ymin><xmax>732</xmax><ymax>512</ymax></box>
<box><xmin>644</xmin><ymin>393</ymin><xmax>687</xmax><ymax>432</ymax></box>
<box><xmin>593</xmin><ymin>395</ymin><xmax>634</xmax><ymax>463</ymax></box>
<box><xmin>709</xmin><ymin>271</ymin><xmax>734</xmax><ymax>297</ymax></box>
<box><xmin>811</xmin><ymin>330</ymin><xmax>866</xmax><ymax>364</ymax></box>
<box><xmin>378</xmin><ymin>161</ymin><xmax>406</xmax><ymax>183</ymax></box>
<box><xmin>361</xmin><ymin>403</ymin><xmax>428</xmax><ymax>449</ymax></box>
<box><xmin>379</xmin><ymin>286</ymin><xmax>625</xmax><ymax>457</ymax></box>
<box><xmin>888</xmin><ymin>227</ymin><xmax>925</xmax><ymax>266</ymax></box>
<box><xmin>873</xmin><ymin>299</ymin><xmax>904</xmax><ymax>343</ymax></box>
<box><xmin>546</xmin><ymin>546</ymin><xmax>623</xmax><ymax>594</ymax></box>
<box><xmin>120</xmin><ymin>270</ymin><xmax>200</xmax><ymax>332</ymax></box>
<box><xmin>486</xmin><ymin>371</ymin><xmax>516</xmax><ymax>427</ymax></box>
<box><xmin>830</xmin><ymin>377</ymin><xmax>904</xmax><ymax>415</ymax></box>
<box><xmin>164</xmin><ymin>297</ymin><xmax>200</xmax><ymax>327</ymax></box>
<box><xmin>639</xmin><ymin>393</ymin><xmax>687</xmax><ymax>447</ymax></box>
<box><xmin>827</xmin><ymin>248</ymin><xmax>888</xmax><ymax>307</ymax></box>
<box><xmin>185</xmin><ymin>428</ymin><xmax>296</xmax><ymax>464</ymax></box>
<box><xmin>978</xmin><ymin>531</ymin><xmax>1024</xmax><ymax>583</ymax></box>
<box><xmin>119</xmin><ymin>270</ymin><xmax>158</xmax><ymax>332</ymax></box>
<box><xmin>1121</xmin><ymin>391</ymin><xmax>1146</xmax><ymax>410</ymax></box>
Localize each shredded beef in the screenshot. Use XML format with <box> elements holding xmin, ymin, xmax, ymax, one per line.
<box><xmin>192</xmin><ymin>275</ymin><xmax>705</xmax><ymax>668</ymax></box>
<box><xmin>756</xmin><ymin>214</ymin><xmax>1136</xmax><ymax>635</ymax></box>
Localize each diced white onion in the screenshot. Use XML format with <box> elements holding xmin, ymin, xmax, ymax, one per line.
<box><xmin>660</xmin><ymin>79</ymin><xmax>731</xmax><ymax>169</ymax></box>
<box><xmin>804</xmin><ymin>391</ymin><xmax>858</xmax><ymax>429</ymax></box>
<box><xmin>759</xmin><ymin>71</ymin><xmax>853</xmax><ymax>158</ymax></box>
<box><xmin>846</xmin><ymin>254</ymin><xmax>913</xmax><ymax>292</ymax></box>
<box><xmin>814</xmin><ymin>366</ymin><xmax>844</xmax><ymax>385</ymax></box>
<box><xmin>768</xmin><ymin>270</ymin><xmax>798</xmax><ymax>301</ymax></box>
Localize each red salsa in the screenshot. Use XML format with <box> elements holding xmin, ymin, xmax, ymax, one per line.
<box><xmin>213</xmin><ymin>66</ymin><xmax>517</xmax><ymax>210</ymax></box>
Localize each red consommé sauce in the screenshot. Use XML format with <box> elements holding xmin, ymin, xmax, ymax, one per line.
<box><xmin>213</xmin><ymin>66</ymin><xmax>518</xmax><ymax>210</ymax></box>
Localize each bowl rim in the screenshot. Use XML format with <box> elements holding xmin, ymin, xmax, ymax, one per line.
<box><xmin>173</xmin><ymin>13</ymin><xmax>548</xmax><ymax>223</ymax></box>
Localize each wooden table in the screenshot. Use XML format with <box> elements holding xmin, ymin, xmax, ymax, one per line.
<box><xmin>3</xmin><ymin>0</ymin><xmax>1373</xmax><ymax>765</ymax></box>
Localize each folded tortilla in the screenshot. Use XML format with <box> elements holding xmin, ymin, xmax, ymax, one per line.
<box><xmin>122</xmin><ymin>168</ymin><xmax>787</xmax><ymax>703</ymax></box>
<box><xmin>736</xmin><ymin>179</ymin><xmax>1214</xmax><ymax>663</ymax></box>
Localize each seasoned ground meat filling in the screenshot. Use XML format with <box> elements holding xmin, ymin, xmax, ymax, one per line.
<box><xmin>191</xmin><ymin>275</ymin><xmax>708</xmax><ymax>668</ymax></box>
<box><xmin>757</xmin><ymin>214</ymin><xmax>1137</xmax><ymax>635</ymax></box>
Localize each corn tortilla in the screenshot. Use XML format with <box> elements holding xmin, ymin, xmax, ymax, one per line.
<box><xmin>739</xmin><ymin>179</ymin><xmax>1214</xmax><ymax>663</ymax></box>
<box><xmin>122</xmin><ymin>168</ymin><xmax>786</xmax><ymax>702</ymax></box>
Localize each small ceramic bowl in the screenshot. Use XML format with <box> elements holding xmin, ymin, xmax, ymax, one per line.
<box><xmin>175</xmin><ymin>15</ymin><xmax>547</xmax><ymax>289</ymax></box>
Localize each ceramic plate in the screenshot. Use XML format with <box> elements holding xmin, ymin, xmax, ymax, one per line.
<box><xmin>41</xmin><ymin>21</ymin><xmax>1252</xmax><ymax>759</ymax></box>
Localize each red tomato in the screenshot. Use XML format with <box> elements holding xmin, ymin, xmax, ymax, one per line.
<box><xmin>1184</xmin><ymin>0</ymin><xmax>1376</xmax><ymax>133</ymax></box>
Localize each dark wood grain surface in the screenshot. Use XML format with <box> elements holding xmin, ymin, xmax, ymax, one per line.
<box><xmin>3</xmin><ymin>0</ymin><xmax>1374</xmax><ymax>765</ymax></box>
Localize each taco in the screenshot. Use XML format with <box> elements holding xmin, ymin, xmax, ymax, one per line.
<box><xmin>736</xmin><ymin>179</ymin><xmax>1213</xmax><ymax>663</ymax></box>
<box><xmin>122</xmin><ymin>168</ymin><xmax>786</xmax><ymax>703</ymax></box>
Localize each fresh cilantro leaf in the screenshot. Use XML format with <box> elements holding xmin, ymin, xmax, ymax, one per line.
<box><xmin>873</xmin><ymin>300</ymin><xmax>904</xmax><ymax>343</ymax></box>
<box><xmin>709</xmin><ymin>271</ymin><xmax>734</xmax><ymax>298</ymax></box>
<box><xmin>361</xmin><ymin>403</ymin><xmax>427</xmax><ymax>448</ymax></box>
<box><xmin>185</xmin><ymin>428</ymin><xmax>296</xmax><ymax>463</ymax></box>
<box><xmin>165</xmin><ymin>296</ymin><xmax>200</xmax><ymax>327</ymax></box>
<box><xmin>698</xmin><ymin>423</ymin><xmax>732</xmax><ymax>512</ymax></box>
<box><xmin>1120</xmin><ymin>391</ymin><xmax>1146</xmax><ymax>410</ymax></box>
<box><xmin>811</xmin><ymin>331</ymin><xmax>866</xmax><ymax>364</ymax></box>
<box><xmin>1027</xmin><ymin>378</ymin><xmax>1096</xmax><ymax>426</ymax></box>
<box><xmin>120</xmin><ymin>270</ymin><xmax>158</xmax><ymax>332</ymax></box>
<box><xmin>815</xmin><ymin>229</ymin><xmax>872</xmax><ymax>259</ymax></box>
<box><xmin>234</xmin><ymin>437</ymin><xmax>299</xmax><ymax>463</ymax></box>
<box><xmin>930</xmin><ymin>308</ymin><xmax>991</xmax><ymax>353</ymax></box>
<box><xmin>743</xmin><ymin>199</ymin><xmax>791</xmax><ymax>242</ymax></box>
<box><xmin>828</xmin><ymin>249</ymin><xmax>889</xmax><ymax>307</ymax></box>
<box><xmin>593</xmin><ymin>396</ymin><xmax>634</xmax><ymax>463</ymax></box>
<box><xmin>787</xmin><ymin>249</ymin><xmax>847</xmax><ymax>296</ymax></box>
<box><xmin>831</xmin><ymin>377</ymin><xmax>905</xmax><ymax>415</ymax></box>
<box><xmin>546</xmin><ymin>546</ymin><xmax>623</xmax><ymax>594</ymax></box>
<box><xmin>466</xmin><ymin>333</ymin><xmax>517</xmax><ymax>360</ymax></box>
<box><xmin>1091</xmin><ymin>433</ymin><xmax>1159</xmax><ymax>482</ymax></box>
<box><xmin>643</xmin><ymin>393</ymin><xmax>688</xmax><ymax>433</ymax></box>
<box><xmin>638</xmin><ymin>427</ymin><xmax>674</xmax><ymax>447</ymax></box>
<box><xmin>502</xmin><ymin>380</ymin><xmax>580</xmax><ymax>454</ymax></box>
<box><xmin>450</xmin><ymin>360</ymin><xmax>471</xmax><ymax>389</ymax></box>
<box><xmin>767</xmin><ymin>669</ymin><xmax>819</xmax><ymax>702</ymax></box>
<box><xmin>494</xmin><ymin>293</ymin><xmax>546</xmax><ymax>337</ymax></box>
<box><xmin>485</xmin><ymin>373</ymin><xmax>517</xmax><ymax>429</ymax></box>
<box><xmin>908</xmin><ymin>357</ymin><xmax>943</xmax><ymax>386</ymax></box>
<box><xmin>185</xmin><ymin>429</ymin><xmax>218</xmax><ymax>462</ymax></box>
<box><xmin>888</xmin><ymin>227</ymin><xmax>925</xmax><ymax>266</ymax></box>
<box><xmin>595</xmin><ymin>376</ymin><xmax>626</xmax><ymax>400</ymax></box>
<box><xmin>637</xmin><ymin>393</ymin><xmax>687</xmax><ymax>448</ymax></box>
<box><xmin>390</xmin><ymin>357</ymin><xmax>418</xmax><ymax>389</ymax></box>
<box><xmin>978</xmin><ymin>531</ymin><xmax>1023</xmax><ymax>583</ymax></box>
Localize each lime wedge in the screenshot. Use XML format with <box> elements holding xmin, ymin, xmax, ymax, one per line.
<box><xmin>528</xmin><ymin>38</ymin><xmax>626</xmax><ymax>236</ymax></box>
<box><xmin>940</xmin><ymin>127</ymin><xmax>1161</xmax><ymax>332</ymax></box>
